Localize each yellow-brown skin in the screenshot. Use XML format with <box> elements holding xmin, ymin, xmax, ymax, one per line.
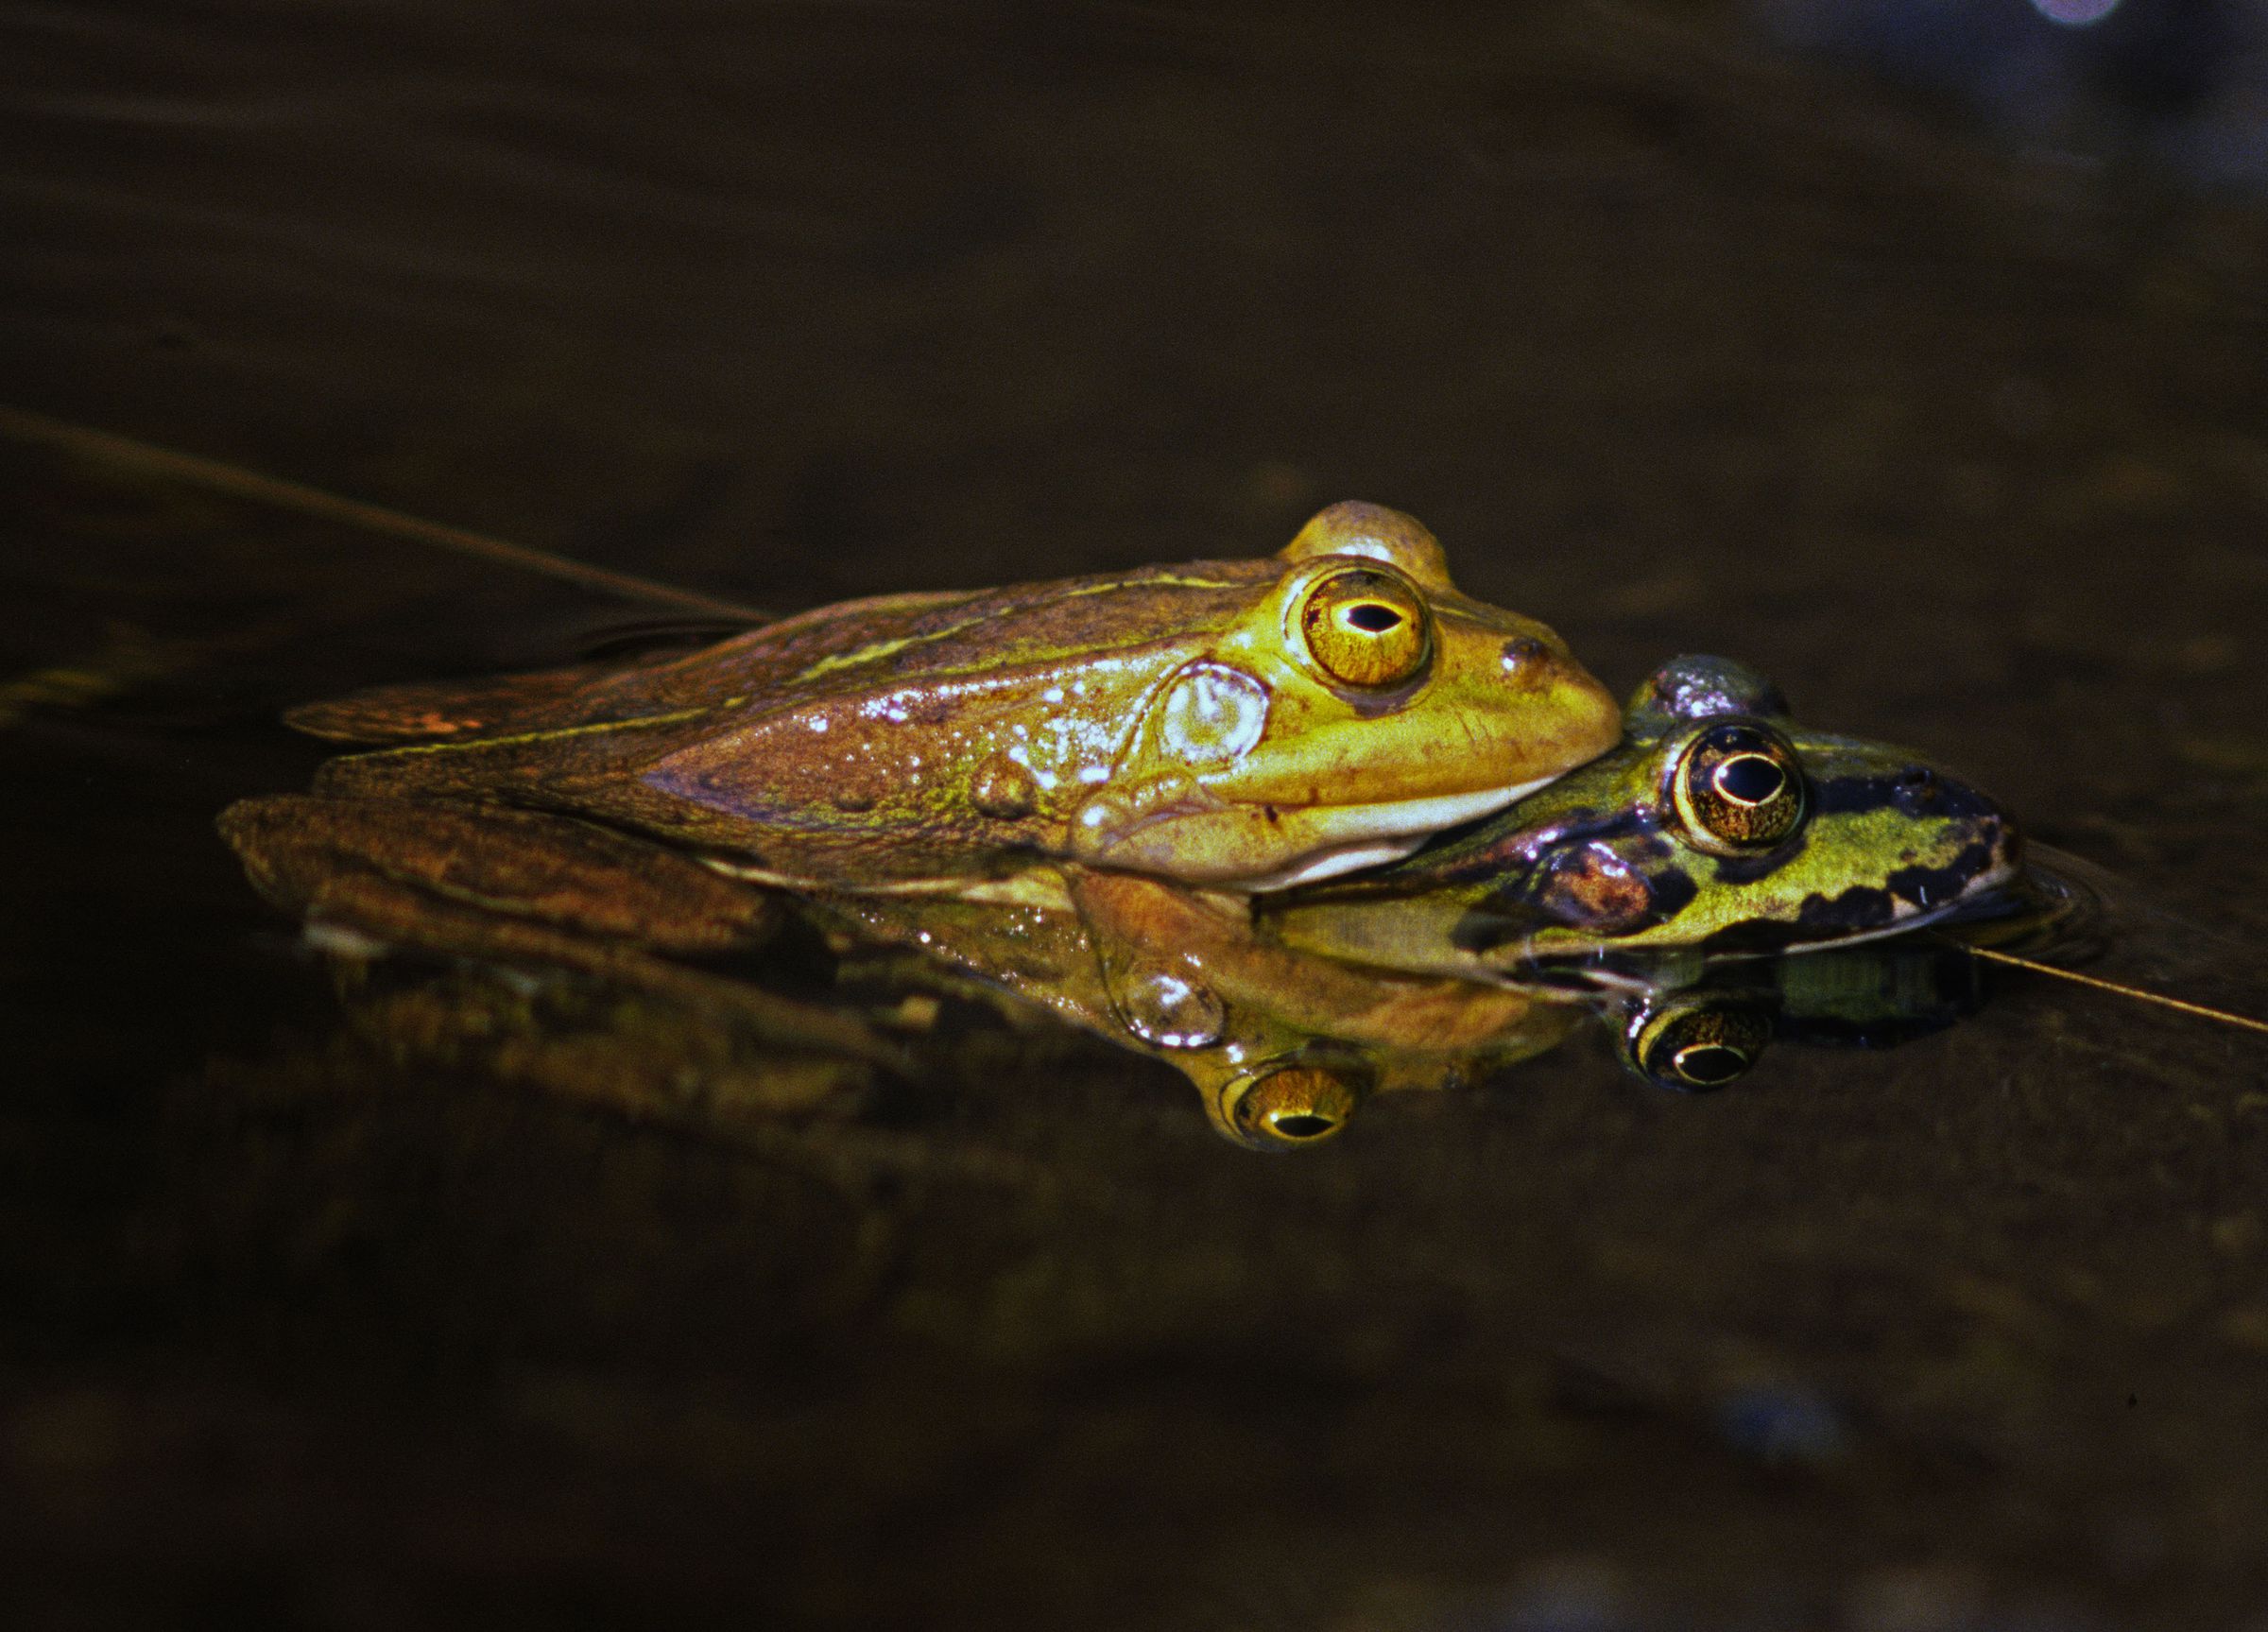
<box><xmin>216</xmin><ymin>794</ymin><xmax>910</xmax><ymax>1070</ymax></box>
<box><xmin>819</xmin><ymin>868</ymin><xmax>1581</xmax><ymax>1149</ymax></box>
<box><xmin>218</xmin><ymin>792</ymin><xmax>1574</xmax><ymax>1150</ymax></box>
<box><xmin>286</xmin><ymin>503</ymin><xmax>1620</xmax><ymax>893</ymax></box>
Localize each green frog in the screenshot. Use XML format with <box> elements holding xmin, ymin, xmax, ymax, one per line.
<box><xmin>277</xmin><ymin>501</ymin><xmax>1621</xmax><ymax>893</ymax></box>
<box><xmin>1258</xmin><ymin>654</ymin><xmax>2022</xmax><ymax>988</ymax></box>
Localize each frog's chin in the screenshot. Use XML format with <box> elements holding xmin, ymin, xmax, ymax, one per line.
<box><xmin>1235</xmin><ymin>777</ymin><xmax>1555</xmax><ymax>891</ymax></box>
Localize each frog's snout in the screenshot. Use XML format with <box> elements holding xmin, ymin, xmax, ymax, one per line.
<box><xmin>1888</xmin><ymin>764</ymin><xmax>2024</xmax><ymax>906</ymax></box>
<box><xmin>1885</xmin><ymin>763</ymin><xmax>1994</xmax><ymax>823</ymax></box>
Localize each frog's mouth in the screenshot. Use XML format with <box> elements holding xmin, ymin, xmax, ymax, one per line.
<box><xmin>1232</xmin><ymin>777</ymin><xmax>1558</xmax><ymax>891</ymax></box>
<box><xmin>1072</xmin><ymin>770</ymin><xmax>1571</xmax><ymax>888</ymax></box>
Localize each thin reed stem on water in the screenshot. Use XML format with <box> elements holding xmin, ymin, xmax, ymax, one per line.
<box><xmin>0</xmin><ymin>404</ymin><xmax>770</xmax><ymax>625</ymax></box>
<box><xmin>12</xmin><ymin>408</ymin><xmax>2264</xmax><ymax>1051</ymax></box>
<box><xmin>1963</xmin><ymin>944</ymin><xmax>2268</xmax><ymax>1039</ymax></box>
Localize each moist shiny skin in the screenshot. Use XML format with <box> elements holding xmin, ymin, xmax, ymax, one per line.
<box><xmin>275</xmin><ymin>501</ymin><xmax>1620</xmax><ymax>893</ymax></box>
<box><xmin>1260</xmin><ymin>655</ymin><xmax>2022</xmax><ymax>985</ymax></box>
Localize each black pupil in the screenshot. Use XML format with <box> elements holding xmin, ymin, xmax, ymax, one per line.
<box><xmin>1271</xmin><ymin>1113</ymin><xmax>1337</xmax><ymax>1139</ymax></box>
<box><xmin>1344</xmin><ymin>603</ymin><xmax>1402</xmax><ymax>633</ymax></box>
<box><xmin>1714</xmin><ymin>753</ymin><xmax>1786</xmax><ymax>806</ymax></box>
<box><xmin>1671</xmin><ymin>1042</ymin><xmax>1749</xmax><ymax>1086</ymax></box>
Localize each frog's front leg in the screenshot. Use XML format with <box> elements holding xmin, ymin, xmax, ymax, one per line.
<box><xmin>218</xmin><ymin>794</ymin><xmax>904</xmax><ymax>1068</ymax></box>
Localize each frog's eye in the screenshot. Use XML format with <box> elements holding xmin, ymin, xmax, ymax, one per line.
<box><xmin>1297</xmin><ymin>567</ymin><xmax>1433</xmax><ymax>690</ymax></box>
<box><xmin>1670</xmin><ymin>722</ymin><xmax>1806</xmax><ymax>855</ymax></box>
<box><xmin>1225</xmin><ymin>1064</ymin><xmax>1362</xmax><ymax>1149</ymax></box>
<box><xmin>1622</xmin><ymin>997</ymin><xmax>1772</xmax><ymax>1092</ymax></box>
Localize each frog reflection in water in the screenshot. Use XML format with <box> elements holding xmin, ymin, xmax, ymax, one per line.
<box><xmin>221</xmin><ymin>651</ymin><xmax>2025</xmax><ymax>1150</ymax></box>
<box><xmin>816</xmin><ymin>871</ymin><xmax>1589</xmax><ymax>1149</ymax></box>
<box><xmin>818</xmin><ymin>657</ymin><xmax>2027</xmax><ymax>1146</ymax></box>
<box><xmin>266</xmin><ymin>501</ymin><xmax>1620</xmax><ymax>893</ymax></box>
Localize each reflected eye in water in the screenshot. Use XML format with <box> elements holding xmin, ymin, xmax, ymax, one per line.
<box><xmin>1670</xmin><ymin>722</ymin><xmax>1806</xmax><ymax>855</ymax></box>
<box><xmin>1222</xmin><ymin>1064</ymin><xmax>1365</xmax><ymax>1150</ymax></box>
<box><xmin>1620</xmin><ymin>997</ymin><xmax>1774</xmax><ymax>1092</ymax></box>
<box><xmin>1297</xmin><ymin>566</ymin><xmax>1432</xmax><ymax>689</ymax></box>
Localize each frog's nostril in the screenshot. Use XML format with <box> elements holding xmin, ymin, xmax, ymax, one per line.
<box><xmin>1890</xmin><ymin>766</ymin><xmax>1945</xmax><ymax>815</ymax></box>
<box><xmin>1499</xmin><ymin>636</ymin><xmax>1549</xmax><ymax>674</ymax></box>
<box><xmin>1998</xmin><ymin>822</ymin><xmax>2023</xmax><ymax>868</ymax></box>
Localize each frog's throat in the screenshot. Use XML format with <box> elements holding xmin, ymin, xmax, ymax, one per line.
<box><xmin>1234</xmin><ymin>777</ymin><xmax>1556</xmax><ymax>892</ymax></box>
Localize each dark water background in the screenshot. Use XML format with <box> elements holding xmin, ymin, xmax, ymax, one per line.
<box><xmin>6</xmin><ymin>2</ymin><xmax>2268</xmax><ymax>1626</ymax></box>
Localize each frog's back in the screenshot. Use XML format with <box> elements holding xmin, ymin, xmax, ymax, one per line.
<box><xmin>286</xmin><ymin>562</ymin><xmax>1269</xmax><ymax>747</ymax></box>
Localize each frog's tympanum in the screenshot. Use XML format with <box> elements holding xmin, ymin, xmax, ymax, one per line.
<box><xmin>1260</xmin><ymin>655</ymin><xmax>2022</xmax><ymax>987</ymax></box>
<box><xmin>276</xmin><ymin>502</ymin><xmax>1621</xmax><ymax>893</ymax></box>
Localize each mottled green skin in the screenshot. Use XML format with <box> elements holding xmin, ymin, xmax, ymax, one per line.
<box><xmin>1262</xmin><ymin>657</ymin><xmax>2021</xmax><ymax>985</ymax></box>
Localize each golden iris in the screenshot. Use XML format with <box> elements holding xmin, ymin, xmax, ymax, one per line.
<box><xmin>1230</xmin><ymin>1065</ymin><xmax>1361</xmax><ymax>1147</ymax></box>
<box><xmin>1630</xmin><ymin>1000</ymin><xmax>1772</xmax><ymax>1092</ymax></box>
<box><xmin>1297</xmin><ymin>567</ymin><xmax>1432</xmax><ymax>690</ymax></box>
<box><xmin>1670</xmin><ymin>722</ymin><xmax>1806</xmax><ymax>855</ymax></box>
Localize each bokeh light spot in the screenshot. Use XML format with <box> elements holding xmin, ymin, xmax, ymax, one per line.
<box><xmin>2031</xmin><ymin>0</ymin><xmax>2122</xmax><ymax>26</ymax></box>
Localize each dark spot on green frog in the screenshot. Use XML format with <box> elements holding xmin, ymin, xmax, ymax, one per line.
<box><xmin>1697</xmin><ymin>919</ymin><xmax>1810</xmax><ymax>953</ymax></box>
<box><xmin>1813</xmin><ymin>769</ymin><xmax>1999</xmax><ymax>823</ymax></box>
<box><xmin>1795</xmin><ymin>885</ymin><xmax>1898</xmax><ymax>935</ymax></box>
<box><xmin>1886</xmin><ymin>841</ymin><xmax>2002</xmax><ymax>911</ymax></box>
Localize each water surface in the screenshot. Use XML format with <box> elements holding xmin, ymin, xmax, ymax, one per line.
<box><xmin>6</xmin><ymin>3</ymin><xmax>2268</xmax><ymax>1626</ymax></box>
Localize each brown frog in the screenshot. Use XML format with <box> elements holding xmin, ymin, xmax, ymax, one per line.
<box><xmin>272</xmin><ymin>502</ymin><xmax>1620</xmax><ymax>892</ymax></box>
